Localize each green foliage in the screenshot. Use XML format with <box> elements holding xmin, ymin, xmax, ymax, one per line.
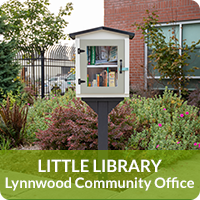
<box><xmin>25</xmin><ymin>89</ymin><xmax>76</xmax><ymax>140</ymax></box>
<box><xmin>1</xmin><ymin>0</ymin><xmax>73</xmax><ymax>91</ymax></box>
<box><xmin>1</xmin><ymin>0</ymin><xmax>73</xmax><ymax>51</ymax></box>
<box><xmin>0</xmin><ymin>135</ymin><xmax>11</xmax><ymax>150</ymax></box>
<box><xmin>34</xmin><ymin>88</ymin><xmax>200</xmax><ymax>150</ymax></box>
<box><xmin>0</xmin><ymin>13</ymin><xmax>23</xmax><ymax>101</ymax></box>
<box><xmin>51</xmin><ymin>84</ymin><xmax>62</xmax><ymax>96</ymax></box>
<box><xmin>0</xmin><ymin>97</ymin><xmax>28</xmax><ymax>148</ymax></box>
<box><xmin>26</xmin><ymin>88</ymin><xmax>200</xmax><ymax>150</ymax></box>
<box><xmin>0</xmin><ymin>41</ymin><xmax>23</xmax><ymax>101</ymax></box>
<box><xmin>70</xmin><ymin>67</ymin><xmax>75</xmax><ymax>75</ymax></box>
<box><xmin>22</xmin><ymin>86</ymin><xmax>37</xmax><ymax>105</ymax></box>
<box><xmin>125</xmin><ymin>87</ymin><xmax>200</xmax><ymax>150</ymax></box>
<box><xmin>133</xmin><ymin>10</ymin><xmax>200</xmax><ymax>95</ymax></box>
<box><xmin>0</xmin><ymin>86</ymin><xmax>36</xmax><ymax>108</ymax></box>
<box><xmin>0</xmin><ymin>88</ymin><xmax>21</xmax><ymax>108</ymax></box>
<box><xmin>34</xmin><ymin>98</ymin><xmax>134</xmax><ymax>150</ymax></box>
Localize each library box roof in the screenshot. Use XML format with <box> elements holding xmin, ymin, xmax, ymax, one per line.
<box><xmin>69</xmin><ymin>26</ymin><xmax>135</xmax><ymax>40</ymax></box>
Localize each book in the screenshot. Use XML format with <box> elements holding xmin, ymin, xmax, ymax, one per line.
<box><xmin>109</xmin><ymin>72</ymin><xmax>115</xmax><ymax>87</ymax></box>
<box><xmin>109</xmin><ymin>46</ymin><xmax>117</xmax><ymax>61</ymax></box>
<box><xmin>88</xmin><ymin>46</ymin><xmax>118</xmax><ymax>66</ymax></box>
<box><xmin>107</xmin><ymin>67</ymin><xmax>109</xmax><ymax>87</ymax></box>
<box><xmin>90</xmin><ymin>46</ymin><xmax>96</xmax><ymax>65</ymax></box>
<box><xmin>95</xmin><ymin>59</ymin><xmax>108</xmax><ymax>65</ymax></box>
<box><xmin>95</xmin><ymin>60</ymin><xmax>117</xmax><ymax>65</ymax></box>
<box><xmin>88</xmin><ymin>47</ymin><xmax>91</xmax><ymax>65</ymax></box>
<box><xmin>99</xmin><ymin>74</ymin><xmax>103</xmax><ymax>86</ymax></box>
<box><xmin>102</xmin><ymin>70</ymin><xmax>107</xmax><ymax>87</ymax></box>
<box><xmin>96</xmin><ymin>74</ymin><xmax>100</xmax><ymax>87</ymax></box>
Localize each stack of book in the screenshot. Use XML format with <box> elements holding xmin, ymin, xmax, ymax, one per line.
<box><xmin>87</xmin><ymin>70</ymin><xmax>116</xmax><ymax>87</ymax></box>
<box><xmin>87</xmin><ymin>46</ymin><xmax>117</xmax><ymax>65</ymax></box>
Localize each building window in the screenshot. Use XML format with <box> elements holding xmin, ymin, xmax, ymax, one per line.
<box><xmin>145</xmin><ymin>20</ymin><xmax>200</xmax><ymax>91</ymax></box>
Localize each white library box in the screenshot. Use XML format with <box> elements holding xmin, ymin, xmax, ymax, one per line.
<box><xmin>69</xmin><ymin>26</ymin><xmax>135</xmax><ymax>98</ymax></box>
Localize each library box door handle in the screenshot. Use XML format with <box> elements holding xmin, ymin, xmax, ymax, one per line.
<box><xmin>77</xmin><ymin>48</ymin><xmax>85</xmax><ymax>54</ymax></box>
<box><xmin>78</xmin><ymin>78</ymin><xmax>86</xmax><ymax>85</ymax></box>
<box><xmin>120</xmin><ymin>59</ymin><xmax>128</xmax><ymax>73</ymax></box>
<box><xmin>120</xmin><ymin>59</ymin><xmax>122</xmax><ymax>74</ymax></box>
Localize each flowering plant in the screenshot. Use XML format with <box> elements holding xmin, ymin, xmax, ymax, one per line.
<box><xmin>126</xmin><ymin>88</ymin><xmax>200</xmax><ymax>150</ymax></box>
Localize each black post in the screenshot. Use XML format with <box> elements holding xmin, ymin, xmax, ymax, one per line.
<box><xmin>41</xmin><ymin>50</ymin><xmax>45</xmax><ymax>99</ymax></box>
<box><xmin>98</xmin><ymin>101</ymin><xmax>109</xmax><ymax>150</ymax></box>
<box><xmin>82</xmin><ymin>98</ymin><xmax>123</xmax><ymax>150</ymax></box>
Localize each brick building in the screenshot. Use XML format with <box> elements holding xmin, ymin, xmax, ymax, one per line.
<box><xmin>104</xmin><ymin>0</ymin><xmax>200</xmax><ymax>91</ymax></box>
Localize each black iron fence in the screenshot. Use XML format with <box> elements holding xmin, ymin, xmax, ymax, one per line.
<box><xmin>14</xmin><ymin>45</ymin><xmax>76</xmax><ymax>98</ymax></box>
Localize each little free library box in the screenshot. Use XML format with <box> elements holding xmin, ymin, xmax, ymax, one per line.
<box><xmin>69</xmin><ymin>26</ymin><xmax>135</xmax><ymax>98</ymax></box>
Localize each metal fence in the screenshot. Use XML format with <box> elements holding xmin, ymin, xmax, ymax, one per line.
<box><xmin>14</xmin><ymin>45</ymin><xmax>76</xmax><ymax>98</ymax></box>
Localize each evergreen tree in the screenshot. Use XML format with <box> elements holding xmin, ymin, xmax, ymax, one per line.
<box><xmin>0</xmin><ymin>14</ymin><xmax>22</xmax><ymax>101</ymax></box>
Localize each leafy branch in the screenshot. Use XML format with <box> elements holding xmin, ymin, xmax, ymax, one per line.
<box><xmin>1</xmin><ymin>0</ymin><xmax>73</xmax><ymax>51</ymax></box>
<box><xmin>133</xmin><ymin>10</ymin><xmax>200</xmax><ymax>95</ymax></box>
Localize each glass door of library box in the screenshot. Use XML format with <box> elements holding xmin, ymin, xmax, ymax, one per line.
<box><xmin>79</xmin><ymin>39</ymin><xmax>125</xmax><ymax>95</ymax></box>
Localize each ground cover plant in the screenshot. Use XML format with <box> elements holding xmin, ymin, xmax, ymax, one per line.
<box><xmin>125</xmin><ymin>88</ymin><xmax>200</xmax><ymax>150</ymax></box>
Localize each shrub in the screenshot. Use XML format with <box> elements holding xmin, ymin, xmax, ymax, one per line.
<box><xmin>25</xmin><ymin>89</ymin><xmax>76</xmax><ymax>141</ymax></box>
<box><xmin>35</xmin><ymin>98</ymin><xmax>135</xmax><ymax>150</ymax></box>
<box><xmin>35</xmin><ymin>98</ymin><xmax>97</xmax><ymax>150</ymax></box>
<box><xmin>0</xmin><ymin>86</ymin><xmax>36</xmax><ymax>108</ymax></box>
<box><xmin>0</xmin><ymin>97</ymin><xmax>28</xmax><ymax>148</ymax></box>
<box><xmin>22</xmin><ymin>86</ymin><xmax>37</xmax><ymax>106</ymax></box>
<box><xmin>125</xmin><ymin>88</ymin><xmax>200</xmax><ymax>150</ymax></box>
<box><xmin>108</xmin><ymin>102</ymin><xmax>136</xmax><ymax>149</ymax></box>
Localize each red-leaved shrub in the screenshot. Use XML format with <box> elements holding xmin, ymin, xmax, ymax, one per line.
<box><xmin>35</xmin><ymin>98</ymin><xmax>135</xmax><ymax>150</ymax></box>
